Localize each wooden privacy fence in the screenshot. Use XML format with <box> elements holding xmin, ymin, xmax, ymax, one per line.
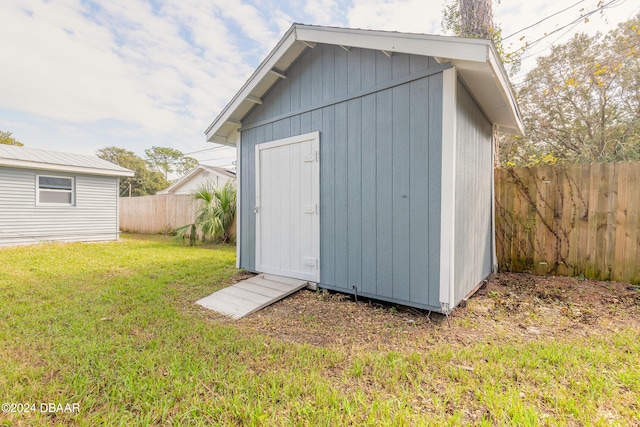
<box><xmin>495</xmin><ymin>162</ymin><xmax>640</xmax><ymax>284</ymax></box>
<box><xmin>119</xmin><ymin>194</ymin><xmax>198</xmax><ymax>234</ymax></box>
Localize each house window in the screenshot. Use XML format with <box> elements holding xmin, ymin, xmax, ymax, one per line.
<box><xmin>37</xmin><ymin>175</ymin><xmax>74</xmax><ymax>205</ymax></box>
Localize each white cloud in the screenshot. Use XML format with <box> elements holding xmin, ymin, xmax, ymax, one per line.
<box><xmin>0</xmin><ymin>0</ymin><xmax>635</xmax><ymax>159</ymax></box>
<box><xmin>304</xmin><ymin>0</ymin><xmax>341</xmax><ymax>25</ymax></box>
<box><xmin>1</xmin><ymin>1</ymin><xmax>177</xmax><ymax>129</ymax></box>
<box><xmin>347</xmin><ymin>0</ymin><xmax>445</xmax><ymax>34</ymax></box>
<box><xmin>0</xmin><ymin>0</ymin><xmax>279</xmax><ymax>150</ymax></box>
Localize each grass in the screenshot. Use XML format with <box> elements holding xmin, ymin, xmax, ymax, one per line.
<box><xmin>0</xmin><ymin>235</ymin><xmax>638</xmax><ymax>426</ymax></box>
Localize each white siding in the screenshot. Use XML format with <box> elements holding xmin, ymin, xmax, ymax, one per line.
<box><xmin>0</xmin><ymin>167</ymin><xmax>120</xmax><ymax>246</ymax></box>
<box><xmin>170</xmin><ymin>172</ymin><xmax>233</xmax><ymax>195</ymax></box>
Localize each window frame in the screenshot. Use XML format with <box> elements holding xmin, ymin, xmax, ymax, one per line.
<box><xmin>36</xmin><ymin>174</ymin><xmax>75</xmax><ymax>206</ymax></box>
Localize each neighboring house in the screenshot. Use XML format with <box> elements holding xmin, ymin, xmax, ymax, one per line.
<box><xmin>0</xmin><ymin>145</ymin><xmax>134</xmax><ymax>246</ymax></box>
<box><xmin>158</xmin><ymin>165</ymin><xmax>236</xmax><ymax>195</ymax></box>
<box><xmin>205</xmin><ymin>24</ymin><xmax>524</xmax><ymax>313</ymax></box>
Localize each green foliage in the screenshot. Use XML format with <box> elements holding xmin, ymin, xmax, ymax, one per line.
<box><xmin>96</xmin><ymin>146</ymin><xmax>170</xmax><ymax>196</ymax></box>
<box><xmin>175</xmin><ymin>180</ymin><xmax>237</xmax><ymax>245</ymax></box>
<box><xmin>144</xmin><ymin>146</ymin><xmax>198</xmax><ymax>179</ymax></box>
<box><xmin>0</xmin><ymin>130</ymin><xmax>24</xmax><ymax>146</ymax></box>
<box><xmin>500</xmin><ymin>14</ymin><xmax>640</xmax><ymax>165</ymax></box>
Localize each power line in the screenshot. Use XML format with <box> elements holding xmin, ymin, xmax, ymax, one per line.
<box><xmin>628</xmin><ymin>3</ymin><xmax>640</xmax><ymax>18</ymax></box>
<box><xmin>506</xmin><ymin>0</ymin><xmax>624</xmax><ymax>59</ymax></box>
<box><xmin>197</xmin><ymin>155</ymin><xmax>237</xmax><ymax>162</ymax></box>
<box><xmin>509</xmin><ymin>27</ymin><xmax>639</xmax><ymax>87</ymax></box>
<box><xmin>501</xmin><ymin>0</ymin><xmax>586</xmax><ymax>41</ymax></box>
<box><xmin>182</xmin><ymin>145</ymin><xmax>232</xmax><ymax>155</ymax></box>
<box><xmin>518</xmin><ymin>21</ymin><xmax>584</xmax><ymax>61</ymax></box>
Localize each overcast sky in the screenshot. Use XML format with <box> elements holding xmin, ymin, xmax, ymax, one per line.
<box><xmin>0</xmin><ymin>0</ymin><xmax>637</xmax><ymax>169</ymax></box>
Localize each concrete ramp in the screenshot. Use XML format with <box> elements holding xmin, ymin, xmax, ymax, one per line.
<box><xmin>196</xmin><ymin>274</ymin><xmax>309</xmax><ymax>319</ymax></box>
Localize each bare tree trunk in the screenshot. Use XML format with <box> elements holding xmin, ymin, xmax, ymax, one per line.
<box><xmin>460</xmin><ymin>0</ymin><xmax>493</xmax><ymax>39</ymax></box>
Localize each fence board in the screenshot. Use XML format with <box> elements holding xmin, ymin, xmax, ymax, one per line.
<box><xmin>119</xmin><ymin>194</ymin><xmax>198</xmax><ymax>234</ymax></box>
<box><xmin>625</xmin><ymin>165</ymin><xmax>640</xmax><ymax>283</ymax></box>
<box><xmin>495</xmin><ymin>162</ymin><xmax>640</xmax><ymax>284</ymax></box>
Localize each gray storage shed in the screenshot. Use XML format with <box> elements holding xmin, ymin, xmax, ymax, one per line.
<box><xmin>205</xmin><ymin>24</ymin><xmax>523</xmax><ymax>313</ymax></box>
<box><xmin>0</xmin><ymin>145</ymin><xmax>134</xmax><ymax>246</ymax></box>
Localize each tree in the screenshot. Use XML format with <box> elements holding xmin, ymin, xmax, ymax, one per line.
<box><xmin>96</xmin><ymin>146</ymin><xmax>170</xmax><ymax>196</ymax></box>
<box><xmin>460</xmin><ymin>0</ymin><xmax>493</xmax><ymax>39</ymax></box>
<box><xmin>174</xmin><ymin>180</ymin><xmax>237</xmax><ymax>245</ymax></box>
<box><xmin>500</xmin><ymin>15</ymin><xmax>640</xmax><ymax>165</ymax></box>
<box><xmin>0</xmin><ymin>131</ymin><xmax>24</xmax><ymax>146</ymax></box>
<box><xmin>144</xmin><ymin>146</ymin><xmax>198</xmax><ymax>180</ymax></box>
<box><xmin>442</xmin><ymin>0</ymin><xmax>522</xmax><ymax>74</ymax></box>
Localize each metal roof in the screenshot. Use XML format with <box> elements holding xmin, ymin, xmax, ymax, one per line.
<box><xmin>205</xmin><ymin>23</ymin><xmax>524</xmax><ymax>145</ymax></box>
<box><xmin>0</xmin><ymin>145</ymin><xmax>134</xmax><ymax>177</ymax></box>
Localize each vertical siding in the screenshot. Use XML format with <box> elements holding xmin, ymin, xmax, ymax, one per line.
<box><xmin>453</xmin><ymin>80</ymin><xmax>494</xmax><ymax>303</ymax></box>
<box><xmin>239</xmin><ymin>127</ymin><xmax>257</xmax><ymax>270</ymax></box>
<box><xmin>347</xmin><ymin>98</ymin><xmax>362</xmax><ymax>295</ymax></box>
<box><xmin>0</xmin><ymin>167</ymin><xmax>120</xmax><ymax>246</ymax></box>
<box><xmin>239</xmin><ymin>44</ymin><xmax>444</xmax><ymax>310</ymax></box>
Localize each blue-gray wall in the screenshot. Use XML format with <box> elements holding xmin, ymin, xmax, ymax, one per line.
<box><xmin>239</xmin><ymin>44</ymin><xmax>445</xmax><ymax>310</ymax></box>
<box><xmin>0</xmin><ymin>167</ymin><xmax>121</xmax><ymax>246</ymax></box>
<box><xmin>453</xmin><ymin>80</ymin><xmax>494</xmax><ymax>303</ymax></box>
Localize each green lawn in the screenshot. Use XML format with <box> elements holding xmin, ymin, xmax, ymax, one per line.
<box><xmin>0</xmin><ymin>235</ymin><xmax>638</xmax><ymax>426</ymax></box>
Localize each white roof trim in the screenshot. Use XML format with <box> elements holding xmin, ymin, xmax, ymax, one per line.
<box><xmin>205</xmin><ymin>24</ymin><xmax>524</xmax><ymax>145</ymax></box>
<box><xmin>158</xmin><ymin>165</ymin><xmax>236</xmax><ymax>194</ymax></box>
<box><xmin>0</xmin><ymin>146</ymin><xmax>134</xmax><ymax>177</ymax></box>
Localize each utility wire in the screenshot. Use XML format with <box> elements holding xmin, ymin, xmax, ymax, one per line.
<box><xmin>501</xmin><ymin>0</ymin><xmax>586</xmax><ymax>41</ymax></box>
<box><xmin>519</xmin><ymin>22</ymin><xmax>585</xmax><ymax>61</ymax></box>
<box><xmin>182</xmin><ymin>145</ymin><xmax>232</xmax><ymax>155</ymax></box>
<box><xmin>509</xmin><ymin>30</ymin><xmax>639</xmax><ymax>87</ymax></box>
<box><xmin>506</xmin><ymin>0</ymin><xmax>623</xmax><ymax>58</ymax></box>
<box><xmin>196</xmin><ymin>155</ymin><xmax>237</xmax><ymax>162</ymax></box>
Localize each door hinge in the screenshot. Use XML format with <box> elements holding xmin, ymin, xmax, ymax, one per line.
<box><xmin>304</xmin><ymin>258</ymin><xmax>319</xmax><ymax>269</ymax></box>
<box><xmin>253</xmin><ymin>206</ymin><xmax>260</xmax><ymax>214</ymax></box>
<box><xmin>304</xmin><ymin>151</ymin><xmax>319</xmax><ymax>162</ymax></box>
<box><xmin>304</xmin><ymin>204</ymin><xmax>319</xmax><ymax>214</ymax></box>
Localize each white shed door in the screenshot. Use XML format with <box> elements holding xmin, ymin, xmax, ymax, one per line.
<box><xmin>255</xmin><ymin>132</ymin><xmax>320</xmax><ymax>282</ymax></box>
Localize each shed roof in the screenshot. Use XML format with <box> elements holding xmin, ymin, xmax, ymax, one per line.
<box><xmin>205</xmin><ymin>24</ymin><xmax>524</xmax><ymax>145</ymax></box>
<box><xmin>0</xmin><ymin>145</ymin><xmax>134</xmax><ymax>177</ymax></box>
<box><xmin>158</xmin><ymin>165</ymin><xmax>236</xmax><ymax>194</ymax></box>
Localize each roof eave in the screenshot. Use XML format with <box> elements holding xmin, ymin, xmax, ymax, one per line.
<box><xmin>157</xmin><ymin>168</ymin><xmax>201</xmax><ymax>194</ymax></box>
<box><xmin>159</xmin><ymin>165</ymin><xmax>236</xmax><ymax>194</ymax></box>
<box><xmin>0</xmin><ymin>159</ymin><xmax>135</xmax><ymax>177</ymax></box>
<box><xmin>205</xmin><ymin>24</ymin><xmax>524</xmax><ymax>143</ymax></box>
<box><xmin>438</xmin><ymin>45</ymin><xmax>524</xmax><ymax>135</ymax></box>
<box><xmin>205</xmin><ymin>25</ymin><xmax>301</xmax><ymax>144</ymax></box>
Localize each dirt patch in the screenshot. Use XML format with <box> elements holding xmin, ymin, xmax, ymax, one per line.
<box><xmin>214</xmin><ymin>273</ymin><xmax>640</xmax><ymax>353</ymax></box>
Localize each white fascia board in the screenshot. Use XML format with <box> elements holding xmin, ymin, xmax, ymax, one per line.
<box><xmin>443</xmin><ymin>45</ymin><xmax>523</xmax><ymax>135</ymax></box>
<box><xmin>234</xmin><ymin>130</ymin><xmax>241</xmax><ymax>269</ymax></box>
<box><xmin>295</xmin><ymin>26</ymin><xmax>490</xmax><ymax>62</ymax></box>
<box><xmin>439</xmin><ymin>67</ymin><xmax>457</xmax><ymax>313</ymax></box>
<box><xmin>0</xmin><ymin>159</ymin><xmax>134</xmax><ymax>177</ymax></box>
<box><xmin>486</xmin><ymin>48</ymin><xmax>524</xmax><ymax>135</ymax></box>
<box><xmin>205</xmin><ymin>24</ymin><xmax>523</xmax><ymax>143</ymax></box>
<box><xmin>205</xmin><ymin>26</ymin><xmax>299</xmax><ymax>144</ymax></box>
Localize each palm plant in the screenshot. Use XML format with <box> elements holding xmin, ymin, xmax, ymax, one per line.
<box><xmin>174</xmin><ymin>180</ymin><xmax>236</xmax><ymax>245</ymax></box>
